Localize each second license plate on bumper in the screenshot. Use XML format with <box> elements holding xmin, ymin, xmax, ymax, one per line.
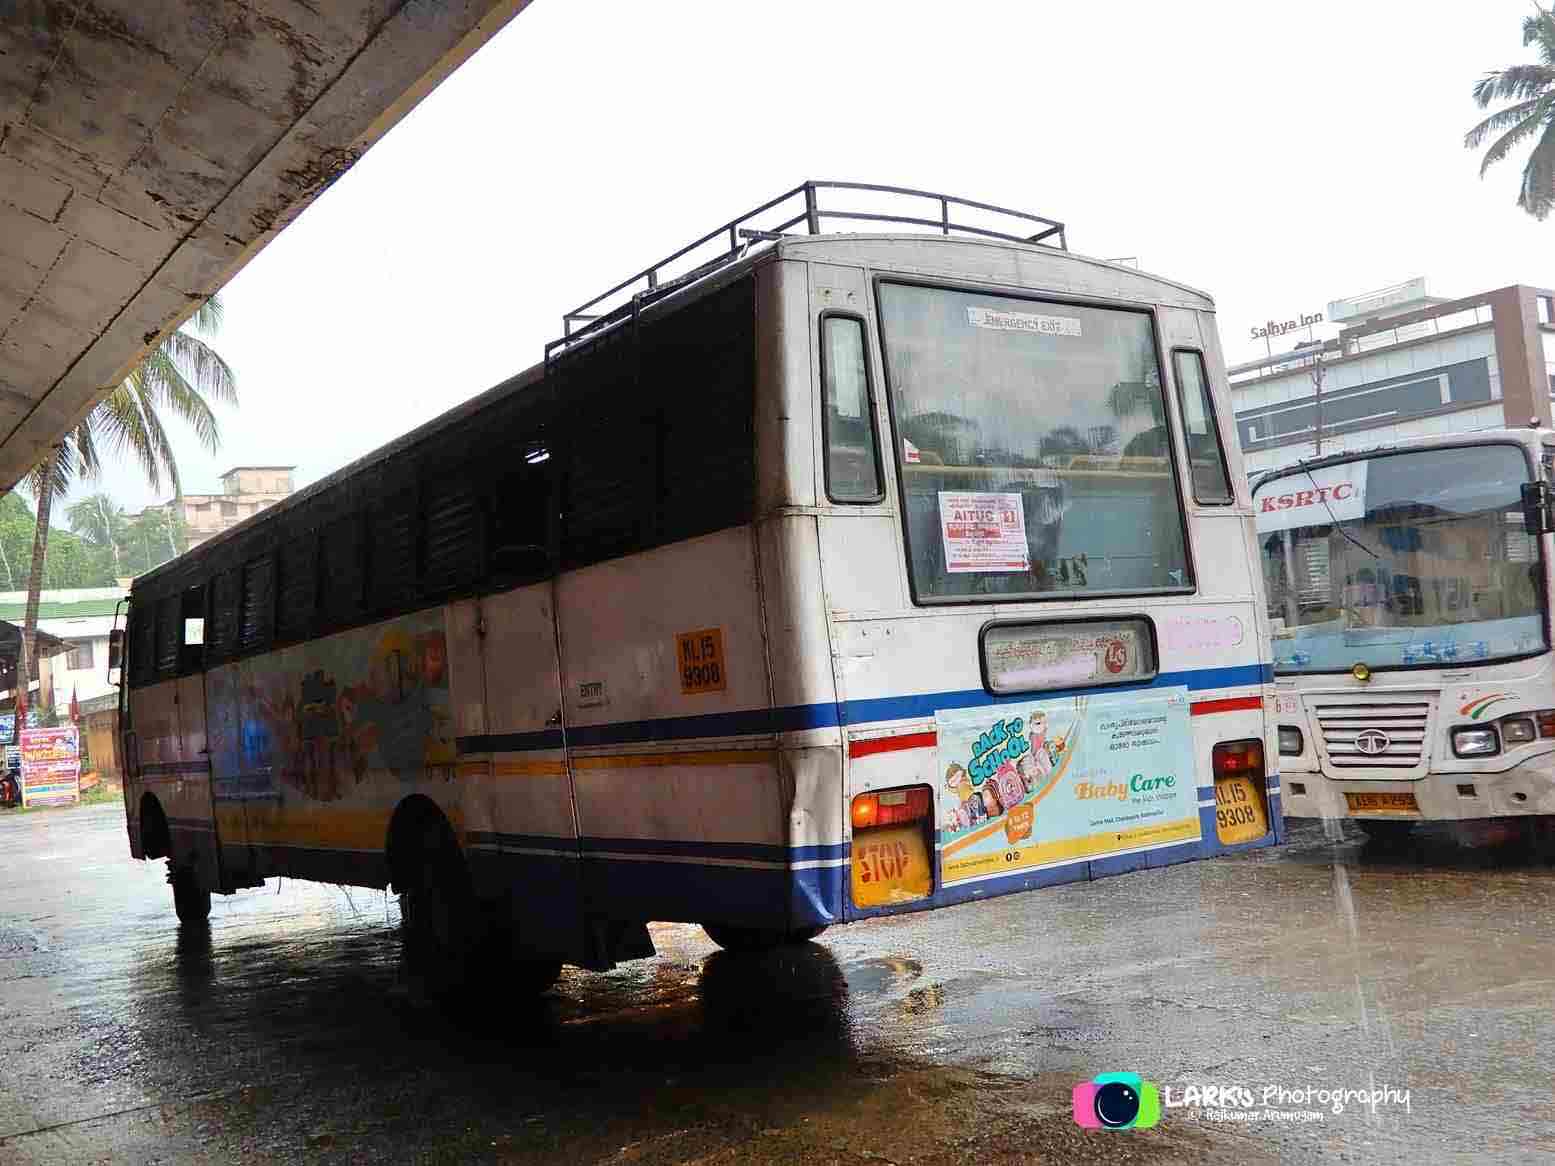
<box><xmin>851</xmin><ymin>825</ymin><xmax>931</xmax><ymax>908</ymax></box>
<box><xmin>1344</xmin><ymin>791</ymin><xmax>1420</xmax><ymax>816</ymax></box>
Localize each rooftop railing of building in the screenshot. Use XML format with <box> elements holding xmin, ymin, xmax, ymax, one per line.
<box><xmin>1229</xmin><ymin>302</ymin><xmax>1497</xmax><ymax>384</ymax></box>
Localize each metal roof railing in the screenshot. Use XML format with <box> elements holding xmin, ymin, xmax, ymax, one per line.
<box><xmin>545</xmin><ymin>180</ymin><xmax>1067</xmax><ymax>360</ymax></box>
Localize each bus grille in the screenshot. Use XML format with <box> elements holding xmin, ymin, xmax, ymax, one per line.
<box><xmin>1313</xmin><ymin>701</ymin><xmax>1431</xmax><ymax>771</ymax></box>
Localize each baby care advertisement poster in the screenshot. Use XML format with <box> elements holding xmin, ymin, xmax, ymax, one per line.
<box><xmin>936</xmin><ymin>686</ymin><xmax>1202</xmax><ymax>885</ymax></box>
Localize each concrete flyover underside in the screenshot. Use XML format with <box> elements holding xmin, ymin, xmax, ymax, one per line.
<box><xmin>0</xmin><ymin>0</ymin><xmax>529</xmax><ymax>491</ymax></box>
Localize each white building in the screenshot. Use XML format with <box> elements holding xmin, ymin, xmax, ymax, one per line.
<box><xmin>0</xmin><ymin>586</ymin><xmax>126</xmax><ymax>706</ymax></box>
<box><xmin>1229</xmin><ymin>280</ymin><xmax>1555</xmax><ymax>481</ymax></box>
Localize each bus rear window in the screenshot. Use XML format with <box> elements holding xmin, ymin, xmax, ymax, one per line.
<box><xmin>877</xmin><ymin>282</ymin><xmax>1191</xmax><ymax>602</ymax></box>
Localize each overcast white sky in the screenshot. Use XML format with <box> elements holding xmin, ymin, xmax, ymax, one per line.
<box><xmin>71</xmin><ymin>0</ymin><xmax>1554</xmax><ymax>514</ymax></box>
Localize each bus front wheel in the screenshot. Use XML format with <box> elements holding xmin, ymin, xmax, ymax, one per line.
<box><xmin>702</xmin><ymin>923</ymin><xmax>828</xmax><ymax>952</ymax></box>
<box><xmin>169</xmin><ymin>864</ymin><xmax>211</xmax><ymax>926</ymax></box>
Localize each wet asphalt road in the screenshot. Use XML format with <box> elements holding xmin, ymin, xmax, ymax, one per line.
<box><xmin>3</xmin><ymin>807</ymin><xmax>1555</xmax><ymax>1164</ymax></box>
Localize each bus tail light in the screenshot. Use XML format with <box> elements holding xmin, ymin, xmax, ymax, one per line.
<box><xmin>851</xmin><ymin>786</ymin><xmax>932</xmax><ymax>830</ymax></box>
<box><xmin>1210</xmin><ymin>739</ymin><xmax>1270</xmax><ymax>846</ymax></box>
<box><xmin>1537</xmin><ymin>710</ymin><xmax>1555</xmax><ymax>738</ymax></box>
<box><xmin>1213</xmin><ymin>738</ymin><xmax>1264</xmax><ymax>778</ymax></box>
<box><xmin>850</xmin><ymin>785</ymin><xmax>933</xmax><ymax>909</ymax></box>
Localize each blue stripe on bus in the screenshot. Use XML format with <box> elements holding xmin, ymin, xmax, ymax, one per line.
<box><xmin>459</xmin><ymin>729</ymin><xmax>566</xmax><ymax>753</ymax></box>
<box><xmin>580</xmin><ymin>836</ymin><xmax>849</xmax><ymax>864</ymax></box>
<box><xmin>579</xmin><ymin>856</ymin><xmax>842</xmax><ymax>929</ymax></box>
<box><xmin>466</xmin><ymin>831</ymin><xmax>576</xmax><ymax>853</ymax></box>
<box><xmin>564</xmin><ymin>704</ymin><xmax>835</xmax><ymax>747</ymax></box>
<box><xmin>455</xmin><ymin>663</ymin><xmax>1272</xmax><ymax>756</ymax></box>
<box><xmin>837</xmin><ymin>663</ymin><xmax>1269</xmax><ymax>725</ymax></box>
<box><xmin>467</xmin><ymin>831</ymin><xmax>849</xmax><ymax>867</ymax></box>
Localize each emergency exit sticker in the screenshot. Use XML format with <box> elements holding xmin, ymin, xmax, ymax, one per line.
<box><xmin>676</xmin><ymin>628</ymin><xmax>727</xmax><ymax>694</ymax></box>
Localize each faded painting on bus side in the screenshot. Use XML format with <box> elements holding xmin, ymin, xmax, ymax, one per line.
<box><xmin>936</xmin><ymin>687</ymin><xmax>1200</xmax><ymax>885</ymax></box>
<box><xmin>208</xmin><ymin>609</ymin><xmax>455</xmax><ymax>804</ymax></box>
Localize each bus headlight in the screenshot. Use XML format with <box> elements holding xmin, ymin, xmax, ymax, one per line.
<box><xmin>1277</xmin><ymin>726</ymin><xmax>1303</xmax><ymax>756</ymax></box>
<box><xmin>1501</xmin><ymin>718</ymin><xmax>1536</xmax><ymax>745</ymax></box>
<box><xmin>1452</xmin><ymin>727</ymin><xmax>1500</xmax><ymax>757</ymax></box>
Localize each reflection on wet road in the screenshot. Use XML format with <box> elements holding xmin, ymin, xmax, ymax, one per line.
<box><xmin>4</xmin><ymin>806</ymin><xmax>1555</xmax><ymax>1162</ymax></box>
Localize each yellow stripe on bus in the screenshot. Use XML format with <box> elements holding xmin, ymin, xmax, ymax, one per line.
<box><xmin>456</xmin><ymin>758</ymin><xmax>568</xmax><ymax>779</ymax></box>
<box><xmin>202</xmin><ymin>747</ymin><xmax>766</xmax><ymax>851</ymax></box>
<box><xmin>240</xmin><ymin>807</ymin><xmax>390</xmax><ymax>851</ymax></box>
<box><xmin>942</xmin><ymin>817</ymin><xmax>1202</xmax><ymax>883</ymax></box>
<box><xmin>492</xmin><ymin>759</ymin><xmax>569</xmax><ymax>778</ymax></box>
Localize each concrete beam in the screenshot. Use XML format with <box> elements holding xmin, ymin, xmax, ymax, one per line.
<box><xmin>0</xmin><ymin>0</ymin><xmax>531</xmax><ymax>491</ymax></box>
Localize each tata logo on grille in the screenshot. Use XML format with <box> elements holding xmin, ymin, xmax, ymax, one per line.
<box><xmin>1355</xmin><ymin>730</ymin><xmax>1392</xmax><ymax>755</ymax></box>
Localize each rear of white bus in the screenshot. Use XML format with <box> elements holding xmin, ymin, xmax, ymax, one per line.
<box><xmin>762</xmin><ymin>238</ymin><xmax>1282</xmax><ymax>925</ymax></box>
<box><xmin>1254</xmin><ymin>433</ymin><xmax>1555</xmax><ymax>826</ymax></box>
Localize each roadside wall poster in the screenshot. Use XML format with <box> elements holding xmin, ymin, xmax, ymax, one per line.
<box><xmin>20</xmin><ymin>726</ymin><xmax>81</xmax><ymax>808</ymax></box>
<box><xmin>938</xmin><ymin>491</ymin><xmax>1030</xmax><ymax>573</ymax></box>
<box><xmin>936</xmin><ymin>686</ymin><xmax>1201</xmax><ymax>885</ymax></box>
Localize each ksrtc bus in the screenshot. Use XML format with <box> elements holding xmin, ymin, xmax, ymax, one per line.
<box><xmin>1254</xmin><ymin>428</ymin><xmax>1555</xmax><ymax>836</ymax></box>
<box><xmin>118</xmin><ymin>183</ymin><xmax>1280</xmax><ymax>990</ymax></box>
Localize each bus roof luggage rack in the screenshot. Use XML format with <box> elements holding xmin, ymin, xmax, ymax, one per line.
<box><xmin>545</xmin><ymin>180</ymin><xmax>1067</xmax><ymax>360</ymax></box>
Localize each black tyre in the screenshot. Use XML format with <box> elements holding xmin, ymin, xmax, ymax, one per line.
<box><xmin>170</xmin><ymin>865</ymin><xmax>211</xmax><ymax>926</ymax></box>
<box><xmin>399</xmin><ymin>823</ymin><xmax>479</xmax><ymax>988</ymax></box>
<box><xmin>703</xmin><ymin>923</ymin><xmax>829</xmax><ymax>952</ymax></box>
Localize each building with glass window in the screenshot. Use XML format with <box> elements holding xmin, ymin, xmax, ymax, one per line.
<box><xmin>1228</xmin><ymin>281</ymin><xmax>1555</xmax><ymax>482</ymax></box>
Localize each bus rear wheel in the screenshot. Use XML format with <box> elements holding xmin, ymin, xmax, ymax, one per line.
<box><xmin>169</xmin><ymin>864</ymin><xmax>211</xmax><ymax>926</ymax></box>
<box><xmin>399</xmin><ymin>831</ymin><xmax>478</xmax><ymax>987</ymax></box>
<box><xmin>702</xmin><ymin>923</ymin><xmax>828</xmax><ymax>952</ymax></box>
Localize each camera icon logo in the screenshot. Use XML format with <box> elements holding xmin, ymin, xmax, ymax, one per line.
<box><xmin>1072</xmin><ymin>1072</ymin><xmax>1161</xmax><ymax>1130</ymax></box>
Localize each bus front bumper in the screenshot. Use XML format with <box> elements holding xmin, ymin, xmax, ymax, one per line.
<box><xmin>1281</xmin><ymin>760</ymin><xmax>1555</xmax><ymax>821</ymax></box>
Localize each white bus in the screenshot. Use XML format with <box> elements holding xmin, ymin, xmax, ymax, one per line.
<box><xmin>1253</xmin><ymin>428</ymin><xmax>1555</xmax><ymax>836</ymax></box>
<box><xmin>117</xmin><ymin>183</ymin><xmax>1279</xmax><ymax>991</ymax></box>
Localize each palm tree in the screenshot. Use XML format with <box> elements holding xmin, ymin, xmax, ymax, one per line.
<box><xmin>17</xmin><ymin>297</ymin><xmax>236</xmax><ymax>689</ymax></box>
<box><xmin>1466</xmin><ymin>5</ymin><xmax>1555</xmax><ymax>220</ymax></box>
<box><xmin>66</xmin><ymin>493</ymin><xmax>128</xmax><ymax>579</ymax></box>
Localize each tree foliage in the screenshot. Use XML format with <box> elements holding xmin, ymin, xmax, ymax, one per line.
<box><xmin>1466</xmin><ymin>6</ymin><xmax>1555</xmax><ymax>219</ymax></box>
<box><xmin>15</xmin><ymin>295</ymin><xmax>235</xmax><ymax>682</ymax></box>
<box><xmin>0</xmin><ymin>492</ymin><xmax>116</xmax><ymax>590</ymax></box>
